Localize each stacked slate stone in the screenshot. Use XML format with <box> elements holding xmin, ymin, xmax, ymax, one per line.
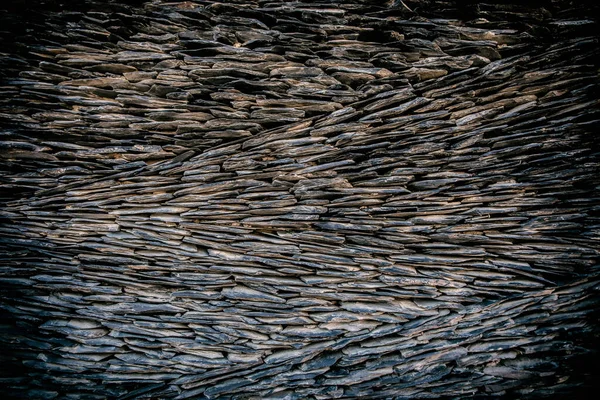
<box><xmin>1</xmin><ymin>0</ymin><xmax>599</xmax><ymax>398</ymax></box>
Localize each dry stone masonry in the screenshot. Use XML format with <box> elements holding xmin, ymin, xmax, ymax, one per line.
<box><xmin>0</xmin><ymin>0</ymin><xmax>599</xmax><ymax>399</ymax></box>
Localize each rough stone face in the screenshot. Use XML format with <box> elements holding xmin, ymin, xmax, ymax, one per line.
<box><xmin>1</xmin><ymin>0</ymin><xmax>600</xmax><ymax>399</ymax></box>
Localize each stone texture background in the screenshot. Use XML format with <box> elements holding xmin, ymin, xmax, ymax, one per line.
<box><xmin>1</xmin><ymin>1</ymin><xmax>599</xmax><ymax>399</ymax></box>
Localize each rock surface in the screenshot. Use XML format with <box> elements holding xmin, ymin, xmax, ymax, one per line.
<box><xmin>1</xmin><ymin>0</ymin><xmax>599</xmax><ymax>399</ymax></box>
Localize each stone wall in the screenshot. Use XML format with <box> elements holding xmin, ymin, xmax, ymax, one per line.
<box><xmin>1</xmin><ymin>1</ymin><xmax>599</xmax><ymax>398</ymax></box>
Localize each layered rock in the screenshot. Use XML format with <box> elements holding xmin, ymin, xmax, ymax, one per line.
<box><xmin>0</xmin><ymin>0</ymin><xmax>599</xmax><ymax>399</ymax></box>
